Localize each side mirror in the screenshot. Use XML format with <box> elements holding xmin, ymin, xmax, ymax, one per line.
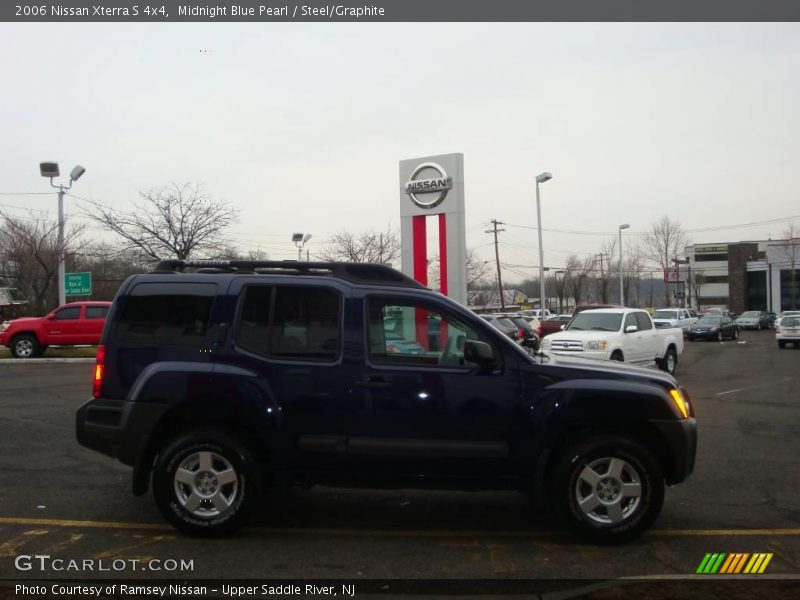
<box><xmin>625</xmin><ymin>325</ymin><xmax>638</xmax><ymax>333</ymax></box>
<box><xmin>464</xmin><ymin>340</ymin><xmax>495</xmax><ymax>368</ymax></box>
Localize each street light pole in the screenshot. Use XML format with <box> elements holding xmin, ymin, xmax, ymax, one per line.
<box><xmin>39</xmin><ymin>162</ymin><xmax>85</xmax><ymax>307</ymax></box>
<box><xmin>535</xmin><ymin>172</ymin><xmax>552</xmax><ymax>314</ymax></box>
<box><xmin>292</xmin><ymin>232</ymin><xmax>312</xmax><ymax>261</ymax></box>
<box><xmin>618</xmin><ymin>223</ymin><xmax>630</xmax><ymax>306</ymax></box>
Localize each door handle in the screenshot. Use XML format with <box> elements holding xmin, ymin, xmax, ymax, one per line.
<box><xmin>355</xmin><ymin>377</ymin><xmax>391</xmax><ymax>389</ymax></box>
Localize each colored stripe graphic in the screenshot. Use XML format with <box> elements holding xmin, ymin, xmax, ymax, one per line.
<box><xmin>743</xmin><ymin>553</ymin><xmax>773</xmax><ymax>574</ymax></box>
<box><xmin>698</xmin><ymin>552</ymin><xmax>773</xmax><ymax>574</ymax></box>
<box><xmin>697</xmin><ymin>553</ymin><xmax>726</xmax><ymax>573</ymax></box>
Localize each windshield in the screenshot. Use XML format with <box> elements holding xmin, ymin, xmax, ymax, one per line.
<box><xmin>782</xmin><ymin>317</ymin><xmax>800</xmax><ymax>327</ymax></box>
<box><xmin>697</xmin><ymin>316</ymin><xmax>722</xmax><ymax>325</ymax></box>
<box><xmin>740</xmin><ymin>311</ymin><xmax>759</xmax><ymax>318</ymax></box>
<box><xmin>567</xmin><ymin>312</ymin><xmax>623</xmax><ymax>332</ymax></box>
<box><xmin>652</xmin><ymin>310</ymin><xmax>678</xmax><ymax>319</ymax></box>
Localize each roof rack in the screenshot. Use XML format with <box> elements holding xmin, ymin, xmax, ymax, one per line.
<box><xmin>151</xmin><ymin>259</ymin><xmax>425</xmax><ymax>288</ymax></box>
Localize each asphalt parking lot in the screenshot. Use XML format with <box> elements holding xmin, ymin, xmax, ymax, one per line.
<box><xmin>0</xmin><ymin>330</ymin><xmax>798</xmax><ymax>596</ymax></box>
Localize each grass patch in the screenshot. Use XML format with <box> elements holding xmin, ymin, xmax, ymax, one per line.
<box><xmin>0</xmin><ymin>346</ymin><xmax>98</xmax><ymax>359</ymax></box>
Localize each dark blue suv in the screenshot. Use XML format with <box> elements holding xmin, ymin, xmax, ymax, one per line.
<box><xmin>76</xmin><ymin>260</ymin><xmax>696</xmax><ymax>543</ymax></box>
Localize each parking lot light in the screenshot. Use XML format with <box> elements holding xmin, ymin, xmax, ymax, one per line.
<box><xmin>618</xmin><ymin>223</ymin><xmax>630</xmax><ymax>305</ymax></box>
<box><xmin>535</xmin><ymin>172</ymin><xmax>552</xmax><ymax>314</ymax></box>
<box><xmin>40</xmin><ymin>161</ymin><xmax>86</xmax><ymax>307</ymax></box>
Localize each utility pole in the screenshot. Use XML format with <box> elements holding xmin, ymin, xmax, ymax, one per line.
<box><xmin>486</xmin><ymin>219</ymin><xmax>506</xmax><ymax>310</ymax></box>
<box><xmin>595</xmin><ymin>253</ymin><xmax>608</xmax><ymax>303</ymax></box>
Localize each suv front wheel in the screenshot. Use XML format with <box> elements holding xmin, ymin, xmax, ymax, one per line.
<box><xmin>552</xmin><ymin>435</ymin><xmax>664</xmax><ymax>544</ymax></box>
<box><xmin>152</xmin><ymin>430</ymin><xmax>261</xmax><ymax>537</ymax></box>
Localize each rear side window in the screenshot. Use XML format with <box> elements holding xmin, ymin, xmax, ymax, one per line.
<box><xmin>236</xmin><ymin>285</ymin><xmax>341</xmax><ymax>361</ymax></box>
<box><xmin>635</xmin><ymin>312</ymin><xmax>653</xmax><ymax>330</ymax></box>
<box><xmin>55</xmin><ymin>307</ymin><xmax>81</xmax><ymax>320</ymax></box>
<box><xmin>114</xmin><ymin>282</ymin><xmax>217</xmax><ymax>345</ymax></box>
<box><xmin>86</xmin><ymin>306</ymin><xmax>109</xmax><ymax>319</ymax></box>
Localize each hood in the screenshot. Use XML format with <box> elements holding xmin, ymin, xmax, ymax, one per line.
<box><xmin>533</xmin><ymin>350</ymin><xmax>678</xmax><ymax>386</ymax></box>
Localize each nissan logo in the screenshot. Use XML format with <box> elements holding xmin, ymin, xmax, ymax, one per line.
<box><xmin>404</xmin><ymin>162</ymin><xmax>453</xmax><ymax>209</ymax></box>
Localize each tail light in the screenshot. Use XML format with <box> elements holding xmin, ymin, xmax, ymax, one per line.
<box><xmin>518</xmin><ymin>328</ymin><xmax>525</xmax><ymax>338</ymax></box>
<box><xmin>93</xmin><ymin>344</ymin><xmax>106</xmax><ymax>398</ymax></box>
<box><xmin>538</xmin><ymin>325</ymin><xmax>543</xmax><ymax>337</ymax></box>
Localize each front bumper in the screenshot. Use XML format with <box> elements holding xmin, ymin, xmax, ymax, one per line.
<box><xmin>651</xmin><ymin>417</ymin><xmax>698</xmax><ymax>484</ymax></box>
<box><xmin>546</xmin><ymin>349</ymin><xmax>609</xmax><ymax>360</ymax></box>
<box><xmin>687</xmin><ymin>330</ymin><xmax>719</xmax><ymax>340</ymax></box>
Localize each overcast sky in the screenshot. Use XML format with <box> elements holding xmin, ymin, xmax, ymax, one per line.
<box><xmin>2</xmin><ymin>22</ymin><xmax>798</xmax><ymax>277</ymax></box>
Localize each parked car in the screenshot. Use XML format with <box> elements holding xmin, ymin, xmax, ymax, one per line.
<box><xmin>776</xmin><ymin>315</ymin><xmax>800</xmax><ymax>349</ymax></box>
<box><xmin>76</xmin><ymin>259</ymin><xmax>696</xmax><ymax>543</ymax></box>
<box><xmin>686</xmin><ymin>315</ymin><xmax>738</xmax><ymax>341</ymax></box>
<box><xmin>481</xmin><ymin>314</ymin><xmax>520</xmax><ymax>342</ymax></box>
<box><xmin>775</xmin><ymin>310</ymin><xmax>800</xmax><ymax>329</ymax></box>
<box><xmin>0</xmin><ymin>301</ymin><xmax>112</xmax><ymax>358</ymax></box>
<box><xmin>519</xmin><ymin>308</ymin><xmax>551</xmax><ymax>320</ymax></box>
<box><xmin>541</xmin><ymin>308</ymin><xmax>684</xmax><ymax>374</ymax></box>
<box><xmin>540</xmin><ymin>314</ymin><xmax>573</xmax><ymax>338</ymax></box>
<box><xmin>651</xmin><ymin>308</ymin><xmax>697</xmax><ymax>335</ymax></box>
<box><xmin>504</xmin><ymin>314</ymin><xmax>541</xmax><ymax>350</ymax></box>
<box><xmin>735</xmin><ymin>310</ymin><xmax>771</xmax><ymax>330</ymax></box>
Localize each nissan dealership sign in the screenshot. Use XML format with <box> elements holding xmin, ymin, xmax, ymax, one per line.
<box><xmin>404</xmin><ymin>162</ymin><xmax>453</xmax><ymax>209</ymax></box>
<box><xmin>399</xmin><ymin>153</ymin><xmax>467</xmax><ymax>306</ymax></box>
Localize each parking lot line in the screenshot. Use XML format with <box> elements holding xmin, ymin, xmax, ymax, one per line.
<box><xmin>716</xmin><ymin>377</ymin><xmax>794</xmax><ymax>396</ymax></box>
<box><xmin>2</xmin><ymin>517</ymin><xmax>799</xmax><ymax>539</ymax></box>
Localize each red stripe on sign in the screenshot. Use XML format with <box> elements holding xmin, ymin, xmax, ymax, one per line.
<box><xmin>438</xmin><ymin>213</ymin><xmax>448</xmax><ymax>296</ymax></box>
<box><xmin>413</xmin><ymin>215</ymin><xmax>427</xmax><ymax>286</ymax></box>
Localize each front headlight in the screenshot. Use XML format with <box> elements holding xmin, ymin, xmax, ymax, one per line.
<box><xmin>709</xmin><ymin>327</ymin><xmax>718</xmax><ymax>332</ymax></box>
<box><xmin>585</xmin><ymin>340</ymin><xmax>608</xmax><ymax>351</ymax></box>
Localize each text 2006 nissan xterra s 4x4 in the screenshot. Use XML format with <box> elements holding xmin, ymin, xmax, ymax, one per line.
<box><xmin>77</xmin><ymin>260</ymin><xmax>696</xmax><ymax>543</ymax></box>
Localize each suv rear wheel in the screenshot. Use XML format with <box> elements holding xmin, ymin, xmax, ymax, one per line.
<box><xmin>552</xmin><ymin>435</ymin><xmax>664</xmax><ymax>544</ymax></box>
<box><xmin>152</xmin><ymin>430</ymin><xmax>261</xmax><ymax>537</ymax></box>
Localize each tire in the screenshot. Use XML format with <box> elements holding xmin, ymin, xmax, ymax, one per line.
<box><xmin>659</xmin><ymin>347</ymin><xmax>677</xmax><ymax>375</ymax></box>
<box><xmin>610</xmin><ymin>351</ymin><xmax>624</xmax><ymax>362</ymax></box>
<box><xmin>552</xmin><ymin>435</ymin><xmax>665</xmax><ymax>544</ymax></box>
<box><xmin>10</xmin><ymin>334</ymin><xmax>41</xmax><ymax>359</ymax></box>
<box><xmin>778</xmin><ymin>341</ymin><xmax>785</xmax><ymax>349</ymax></box>
<box><xmin>152</xmin><ymin>430</ymin><xmax>261</xmax><ymax>537</ymax></box>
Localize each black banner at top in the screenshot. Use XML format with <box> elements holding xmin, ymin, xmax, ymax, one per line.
<box><xmin>3</xmin><ymin>0</ymin><xmax>800</xmax><ymax>23</ymax></box>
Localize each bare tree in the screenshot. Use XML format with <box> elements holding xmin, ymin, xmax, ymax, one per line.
<box><xmin>82</xmin><ymin>183</ymin><xmax>239</xmax><ymax>261</ymax></box>
<box><xmin>776</xmin><ymin>223</ymin><xmax>800</xmax><ymax>310</ymax></box>
<box><xmin>640</xmin><ymin>215</ymin><xmax>687</xmax><ymax>307</ymax></box>
<box><xmin>318</xmin><ymin>226</ymin><xmax>400</xmax><ymax>265</ymax></box>
<box><xmin>565</xmin><ymin>255</ymin><xmax>595</xmax><ymax>306</ymax></box>
<box><xmin>427</xmin><ymin>248</ymin><xmax>491</xmax><ymax>294</ymax></box>
<box><xmin>0</xmin><ymin>213</ymin><xmax>87</xmax><ymax>312</ymax></box>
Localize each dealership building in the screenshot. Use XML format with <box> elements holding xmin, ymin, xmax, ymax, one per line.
<box><xmin>683</xmin><ymin>239</ymin><xmax>799</xmax><ymax>314</ymax></box>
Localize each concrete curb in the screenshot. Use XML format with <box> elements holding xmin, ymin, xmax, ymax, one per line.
<box><xmin>0</xmin><ymin>358</ymin><xmax>95</xmax><ymax>364</ymax></box>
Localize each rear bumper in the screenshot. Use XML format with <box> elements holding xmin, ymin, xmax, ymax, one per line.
<box><xmin>650</xmin><ymin>417</ymin><xmax>697</xmax><ymax>484</ymax></box>
<box><xmin>76</xmin><ymin>397</ymin><xmax>169</xmax><ymax>466</ymax></box>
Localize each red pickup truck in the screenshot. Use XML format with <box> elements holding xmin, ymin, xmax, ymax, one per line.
<box><xmin>0</xmin><ymin>301</ymin><xmax>111</xmax><ymax>358</ymax></box>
